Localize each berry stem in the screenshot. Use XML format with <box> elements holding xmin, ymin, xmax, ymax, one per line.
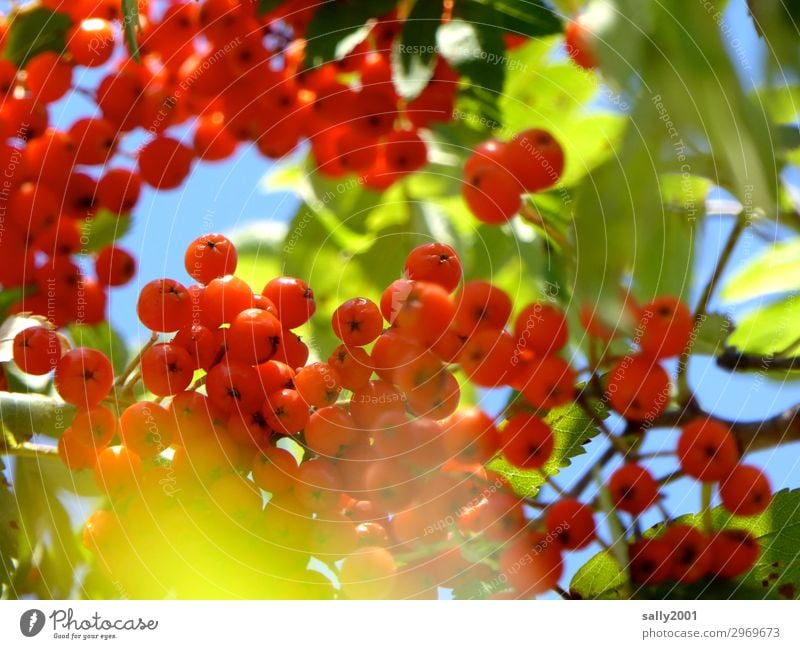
<box><xmin>0</xmin><ymin>440</ymin><xmax>58</xmax><ymax>458</ymax></box>
<box><xmin>700</xmin><ymin>482</ymin><xmax>714</xmax><ymax>532</ymax></box>
<box><xmin>116</xmin><ymin>332</ymin><xmax>159</xmax><ymax>387</ymax></box>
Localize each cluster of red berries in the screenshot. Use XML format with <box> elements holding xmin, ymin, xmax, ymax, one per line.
<box><xmin>8</xmin><ymin>227</ymin><xmax>773</xmax><ymax>597</ymax></box>
<box><xmin>462</xmin><ymin>128</ymin><xmax>565</xmax><ymax>224</ymax></box>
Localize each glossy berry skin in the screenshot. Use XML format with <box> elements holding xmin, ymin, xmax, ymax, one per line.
<box><xmin>606</xmin><ymin>356</ymin><xmax>670</xmax><ymax>422</ymax></box>
<box><xmin>205</xmin><ymin>361</ymin><xmax>264</xmax><ymax>416</ymax></box>
<box><xmin>294</xmin><ymin>362</ymin><xmax>341</xmax><ymax>408</ymax></box>
<box><xmin>251</xmin><ymin>447</ymin><xmax>298</xmax><ymax>494</ymax></box>
<box><xmin>55</xmin><ymin>348</ymin><xmax>114</xmax><ymax>407</ymax></box>
<box><xmin>328</xmin><ymin>344</ymin><xmax>373</xmax><ymax>392</ymax></box>
<box><xmin>137</xmin><ymin>278</ymin><xmax>193</xmax><ymax>333</ymax></box>
<box><xmin>545</xmin><ymin>499</ymin><xmax>596</xmax><ymax>550</ymax></box>
<box><xmin>332</xmin><ymin>297</ymin><xmax>383</xmax><ymax>347</ymax></box>
<box><xmin>404</xmin><ymin>242</ymin><xmax>462</xmax><ymax>293</ymax></box>
<box><xmin>304</xmin><ymin>406</ymin><xmax>359</xmax><ymax>458</ymax></box>
<box><xmin>707</xmin><ymin>530</ymin><xmax>759</xmax><ymax>579</ymax></box>
<box><xmin>138</xmin><ymin>137</ymin><xmax>194</xmax><ymax>190</ymax></box>
<box><xmin>384</xmin><ymin>128</ymin><xmax>428</xmax><ymax>174</ymax></box>
<box><xmin>58</xmin><ymin>427</ymin><xmax>98</xmax><ymax>471</ymax></box>
<box><xmin>505</xmin><ymin>129</ymin><xmax>565</xmax><ymax>193</ymax></box>
<box><xmin>441</xmin><ymin>407</ymin><xmax>500</xmax><ymax>465</ymax></box>
<box><xmin>677</xmin><ymin>418</ymin><xmax>739</xmax><ymax>482</ymax></box>
<box><xmin>519</xmin><ymin>356</ymin><xmax>576</xmax><ymax>410</ymax></box>
<box><xmin>95</xmin><ymin>246</ymin><xmax>136</xmax><ymax>287</ymax></box>
<box><xmin>462</xmin><ymin>160</ymin><xmax>522</xmax><ymax>224</ymax></box>
<box><xmin>184</xmin><ymin>233</ymin><xmax>238</xmax><ymax>285</ymax></box>
<box><xmin>119</xmin><ymin>401</ymin><xmax>174</xmax><ymax>458</ymax></box>
<box><xmin>501</xmin><ymin>414</ymin><xmax>553</xmax><ymax>469</ymax></box>
<box><xmin>637</xmin><ymin>296</ymin><xmax>693</xmax><ymax>359</ymax></box>
<box><xmin>455</xmin><ymin>280</ymin><xmax>512</xmax><ymax>332</ymax></box>
<box><xmin>609</xmin><ymin>463</ymin><xmax>659</xmax><ymax>515</ymax></box>
<box><xmin>265</xmin><ymin>388</ymin><xmax>309</xmax><ymax>435</ymax></box>
<box><xmin>513</xmin><ymin>302</ymin><xmax>568</xmax><ymax>356</ymax></box>
<box><xmin>68</xmin><ymin>19</ymin><xmax>115</xmax><ymax>67</ymax></box>
<box><xmin>263</xmin><ymin>277</ymin><xmax>316</xmax><ymax>329</ymax></box>
<box><xmin>71</xmin><ymin>404</ymin><xmax>117</xmax><ymax>449</ymax></box>
<box><xmin>227</xmin><ymin>308</ymin><xmax>282</xmax><ymax>365</ymax></box>
<box><xmin>140</xmin><ymin>343</ymin><xmax>194</xmax><ymax>397</ymax></box>
<box><xmin>13</xmin><ymin>326</ymin><xmax>62</xmax><ymax>375</ymax></box>
<box><xmin>661</xmin><ymin>525</ymin><xmax>711</xmax><ymax>584</ymax></box>
<box><xmin>719</xmin><ymin>465</ymin><xmax>772</xmax><ymax>516</ymax></box>
<box><xmin>200</xmin><ymin>275</ymin><xmax>254</xmax><ymax>328</ymax></box>
<box><xmin>499</xmin><ymin>533</ymin><xmax>563</xmax><ymax>596</ymax></box>
<box><xmin>97</xmin><ymin>168</ymin><xmax>141</xmax><ymax>214</ymax></box>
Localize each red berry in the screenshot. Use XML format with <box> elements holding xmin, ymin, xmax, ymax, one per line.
<box><xmin>519</xmin><ymin>355</ymin><xmax>576</xmax><ymax>410</ymax></box>
<box><xmin>227</xmin><ymin>308</ymin><xmax>283</xmax><ymax>365</ymax></box>
<box><xmin>68</xmin><ymin>19</ymin><xmax>115</xmax><ymax>67</ymax></box>
<box><xmin>294</xmin><ymin>362</ymin><xmax>341</xmax><ymax>408</ymax></box>
<box><xmin>328</xmin><ymin>344</ymin><xmax>373</xmax><ymax>391</ymax></box>
<box><xmin>404</xmin><ymin>242</ymin><xmax>462</xmax><ymax>293</ymax></box>
<box><xmin>332</xmin><ymin>297</ymin><xmax>383</xmax><ymax>347</ymax></box>
<box><xmin>140</xmin><ymin>343</ymin><xmax>194</xmax><ymax>396</ymax></box>
<box><xmin>499</xmin><ymin>533</ymin><xmax>563</xmax><ymax>596</ymax></box>
<box><xmin>184</xmin><ymin>233</ymin><xmax>238</xmax><ymax>284</ymax></box>
<box><xmin>505</xmin><ymin>129</ymin><xmax>565</xmax><ymax>192</ymax></box>
<box><xmin>609</xmin><ymin>463</ymin><xmax>659</xmax><ymax>515</ymax></box>
<box><xmin>455</xmin><ymin>280</ymin><xmax>512</xmax><ymax>332</ymax></box>
<box><xmin>384</xmin><ymin>128</ymin><xmax>427</xmax><ymax>174</ymax></box>
<box><xmin>457</xmin><ymin>327</ymin><xmax>515</xmax><ymax>387</ymax></box>
<box><xmin>513</xmin><ymin>302</ymin><xmax>568</xmax><ymax>356</ymax></box>
<box><xmin>71</xmin><ymin>404</ymin><xmax>116</xmax><ymax>449</ymax></box>
<box><xmin>137</xmin><ymin>278</ymin><xmax>193</xmax><ymax>333</ymax></box>
<box><xmin>262</xmin><ymin>277</ymin><xmax>316</xmax><ymax>329</ymax></box>
<box><xmin>265</xmin><ymin>388</ymin><xmax>309</xmax><ymax>435</ymax></box>
<box><xmin>441</xmin><ymin>407</ymin><xmax>500</xmax><ymax>465</ymax></box>
<box><xmin>501</xmin><ymin>414</ymin><xmax>553</xmax><ymax>469</ymax></box>
<box><xmin>606</xmin><ymin>356</ymin><xmax>670</xmax><ymax>422</ymax></box>
<box><xmin>293</xmin><ymin>458</ymin><xmax>345</xmax><ymax>513</ymax></box>
<box><xmin>138</xmin><ymin>136</ymin><xmax>194</xmax><ymax>189</ymax></box>
<box><xmin>93</xmin><ymin>445</ymin><xmax>143</xmax><ymax>498</ymax></box>
<box><xmin>13</xmin><ymin>326</ymin><xmax>62</xmax><ymax>375</ymax></box>
<box><xmin>205</xmin><ymin>360</ymin><xmax>264</xmax><ymax>416</ymax></box>
<box><xmin>637</xmin><ymin>296</ymin><xmax>694</xmax><ymax>359</ymax></box>
<box><xmin>252</xmin><ymin>447</ymin><xmax>298</xmax><ymax>494</ymax></box>
<box><xmin>707</xmin><ymin>530</ymin><xmax>759</xmax><ymax>579</ymax></box>
<box><xmin>95</xmin><ymin>246</ymin><xmax>136</xmax><ymax>287</ymax></box>
<box><xmin>304</xmin><ymin>406</ymin><xmax>358</xmax><ymax>458</ymax></box>
<box><xmin>565</xmin><ymin>18</ymin><xmax>598</xmax><ymax>70</ymax></box>
<box><xmin>69</xmin><ymin>116</ymin><xmax>116</xmax><ymax>165</ymax></box>
<box><xmin>55</xmin><ymin>348</ymin><xmax>114</xmax><ymax>407</ymax></box>
<box><xmin>677</xmin><ymin>418</ymin><xmax>739</xmax><ymax>482</ymax></box>
<box><xmin>462</xmin><ymin>161</ymin><xmax>521</xmax><ymax>224</ymax></box>
<box><xmin>172</xmin><ymin>324</ymin><xmax>218</xmax><ymax>370</ymax></box>
<box><xmin>58</xmin><ymin>427</ymin><xmax>98</xmax><ymax>471</ymax></box>
<box><xmin>200</xmin><ymin>275</ymin><xmax>253</xmax><ymax>328</ymax></box>
<box><xmin>545</xmin><ymin>499</ymin><xmax>596</xmax><ymax>550</ymax></box>
<box><xmin>629</xmin><ymin>538</ymin><xmax>672</xmax><ymax>585</ymax></box>
<box><xmin>97</xmin><ymin>168</ymin><xmax>141</xmax><ymax>214</ymax></box>
<box><xmin>339</xmin><ymin>546</ymin><xmax>397</xmax><ymax>599</ymax></box>
<box><xmin>392</xmin><ymin>281</ymin><xmax>455</xmax><ymax>343</ymax></box>
<box><xmin>26</xmin><ymin>52</ymin><xmax>73</xmax><ymax>103</ymax></box>
<box><xmin>119</xmin><ymin>401</ymin><xmax>174</xmax><ymax>458</ymax></box>
<box><xmin>661</xmin><ymin>524</ymin><xmax>711</xmax><ymax>584</ymax></box>
<box><xmin>719</xmin><ymin>465</ymin><xmax>772</xmax><ymax>516</ymax></box>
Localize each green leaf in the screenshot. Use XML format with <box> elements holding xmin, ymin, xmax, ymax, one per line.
<box><xmin>570</xmin><ymin>551</ymin><xmax>627</xmax><ymax>600</ymax></box>
<box><xmin>303</xmin><ymin>0</ymin><xmax>398</xmax><ymax>67</ymax></box>
<box><xmin>0</xmin><ymin>393</ymin><xmax>73</xmax><ymax>442</ymax></box>
<box><xmin>462</xmin><ymin>0</ymin><xmax>563</xmax><ymax>39</ymax></box>
<box><xmin>487</xmin><ymin>402</ymin><xmax>602</xmax><ymax>498</ymax></box>
<box><xmin>79</xmin><ymin>210</ymin><xmax>132</xmax><ymax>254</ymax></box>
<box><xmin>722</xmin><ymin>240</ymin><xmax>800</xmax><ymax>304</ymax></box>
<box><xmin>391</xmin><ymin>0</ymin><xmax>441</xmax><ymax>99</ymax></box>
<box><xmin>727</xmin><ymin>297</ymin><xmax>800</xmax><ymax>357</ymax></box>
<box><xmin>687</xmin><ymin>313</ymin><xmax>733</xmax><ymax>357</ymax></box>
<box><xmin>437</xmin><ymin>17</ymin><xmax>506</xmax><ymax>122</ymax></box>
<box><xmin>2</xmin><ymin>6</ymin><xmax>72</xmax><ymax>67</ymax></box>
<box><xmin>750</xmin><ymin>85</ymin><xmax>800</xmax><ymax>124</ymax></box>
<box><xmin>121</xmin><ymin>0</ymin><xmax>142</xmax><ymax>62</ymax></box>
<box><xmin>67</xmin><ymin>322</ymin><xmax>129</xmax><ymax>375</ymax></box>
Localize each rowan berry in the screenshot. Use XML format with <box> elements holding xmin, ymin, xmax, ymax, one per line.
<box><xmin>661</xmin><ymin>525</ymin><xmax>711</xmax><ymax>584</ymax></box>
<box><xmin>93</xmin><ymin>445</ymin><xmax>143</xmax><ymax>498</ymax></box>
<box><xmin>137</xmin><ymin>278</ymin><xmax>193</xmax><ymax>332</ymax></box>
<box><xmin>58</xmin><ymin>427</ymin><xmax>98</xmax><ymax>471</ymax></box>
<box><xmin>332</xmin><ymin>297</ymin><xmax>383</xmax><ymax>346</ymax></box>
<box><xmin>677</xmin><ymin>418</ymin><xmax>739</xmax><ymax>482</ymax></box>
<box><xmin>263</xmin><ymin>276</ymin><xmax>316</xmax><ymax>329</ymax></box>
<box><xmin>403</xmin><ymin>242</ymin><xmax>462</xmax><ymax>293</ymax></box>
<box><xmin>565</xmin><ymin>18</ymin><xmax>598</xmax><ymax>70</ymax></box>
<box><xmin>54</xmin><ymin>347</ymin><xmax>114</xmax><ymax>406</ymax></box>
<box><xmin>505</xmin><ymin>129</ymin><xmax>564</xmax><ymax>192</ymax></box>
<box><xmin>138</xmin><ymin>136</ymin><xmax>194</xmax><ymax>189</ymax></box>
<box><xmin>69</xmin><ymin>116</ymin><xmax>116</xmax><ymax>165</ymax></box>
<box><xmin>441</xmin><ymin>407</ymin><xmax>500</xmax><ymax>465</ymax></box>
<box><xmin>71</xmin><ymin>404</ymin><xmax>117</xmax><ymax>449</ymax></box>
<box><xmin>97</xmin><ymin>168</ymin><xmax>141</xmax><ymax>214</ymax></box>
<box><xmin>629</xmin><ymin>538</ymin><xmax>671</xmax><ymax>585</ymax></box>
<box><xmin>457</xmin><ymin>327</ymin><xmax>515</xmax><ymax>387</ymax></box>
<box><xmin>227</xmin><ymin>308</ymin><xmax>282</xmax><ymax>365</ymax></box>
<box><xmin>13</xmin><ymin>326</ymin><xmax>62</xmax><ymax>375</ymax></box>
<box><xmin>637</xmin><ymin>296</ymin><xmax>693</xmax><ymax>359</ymax></box>
<box><xmin>141</xmin><ymin>343</ymin><xmax>194</xmax><ymax>396</ymax></box>
<box><xmin>609</xmin><ymin>463</ymin><xmax>659</xmax><ymax>515</ymax></box>
<box><xmin>293</xmin><ymin>458</ymin><xmax>345</xmax><ymax>513</ymax></box>
<box><xmin>707</xmin><ymin>530</ymin><xmax>759</xmax><ymax>579</ymax></box>
<box><xmin>339</xmin><ymin>546</ymin><xmax>397</xmax><ymax>599</ymax></box>
<box><xmin>172</xmin><ymin>324</ymin><xmax>218</xmax><ymax>370</ymax></box>
<box><xmin>606</xmin><ymin>356</ymin><xmax>670</xmax><ymax>422</ymax></box>
<box><xmin>463</xmin><ymin>159</ymin><xmax>522</xmax><ymax>224</ymax></box>
<box><xmin>304</xmin><ymin>406</ymin><xmax>359</xmax><ymax>458</ymax></box>
<box><xmin>200</xmin><ymin>275</ymin><xmax>254</xmax><ymax>328</ymax></box>
<box><xmin>205</xmin><ymin>361</ymin><xmax>264</xmax><ymax>416</ymax></box>
<box><xmin>720</xmin><ymin>465</ymin><xmax>772</xmax><ymax>516</ymax></box>
<box><xmin>95</xmin><ymin>246</ymin><xmax>136</xmax><ymax>287</ymax></box>
<box><xmin>184</xmin><ymin>233</ymin><xmax>238</xmax><ymax>284</ymax></box>
<box><xmin>455</xmin><ymin>280</ymin><xmax>512</xmax><ymax>332</ymax></box>
<box><xmin>119</xmin><ymin>401</ymin><xmax>174</xmax><ymax>458</ymax></box>
<box><xmin>252</xmin><ymin>446</ymin><xmax>298</xmax><ymax>495</ymax></box>
<box><xmin>68</xmin><ymin>19</ymin><xmax>115</xmax><ymax>67</ymax></box>
<box><xmin>546</xmin><ymin>499</ymin><xmax>596</xmax><ymax>550</ymax></box>
<box><xmin>349</xmin><ymin>380</ymin><xmax>406</xmax><ymax>429</ymax></box>
<box><xmin>519</xmin><ymin>355</ymin><xmax>576</xmax><ymax>410</ymax></box>
<box><xmin>513</xmin><ymin>302</ymin><xmax>568</xmax><ymax>356</ymax></box>
<box><xmin>328</xmin><ymin>344</ymin><xmax>373</xmax><ymax>391</ymax></box>
<box><xmin>265</xmin><ymin>389</ymin><xmax>309</xmax><ymax>435</ymax></box>
<box><xmin>25</xmin><ymin>52</ymin><xmax>73</xmax><ymax>103</ymax></box>
<box><xmin>499</xmin><ymin>533</ymin><xmax>563</xmax><ymax>596</ymax></box>
<box><xmin>501</xmin><ymin>414</ymin><xmax>554</xmax><ymax>469</ymax></box>
<box><xmin>294</xmin><ymin>362</ymin><xmax>341</xmax><ymax>408</ymax></box>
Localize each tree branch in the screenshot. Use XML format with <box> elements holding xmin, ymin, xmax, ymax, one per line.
<box><xmin>716</xmin><ymin>347</ymin><xmax>800</xmax><ymax>372</ymax></box>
